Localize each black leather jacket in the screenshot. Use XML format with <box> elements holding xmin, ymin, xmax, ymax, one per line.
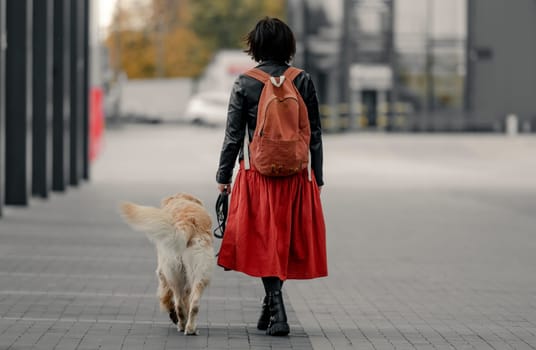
<box><xmin>216</xmin><ymin>61</ymin><xmax>324</xmax><ymax>186</ymax></box>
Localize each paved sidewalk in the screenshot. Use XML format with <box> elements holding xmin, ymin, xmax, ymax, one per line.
<box><xmin>1</xmin><ymin>124</ymin><xmax>536</xmax><ymax>349</ymax></box>
<box><xmin>0</xmin><ymin>183</ymin><xmax>312</xmax><ymax>350</ymax></box>
<box><xmin>0</xmin><ymin>125</ymin><xmax>312</xmax><ymax>349</ymax></box>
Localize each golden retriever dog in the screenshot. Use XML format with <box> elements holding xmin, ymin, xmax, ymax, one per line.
<box><xmin>120</xmin><ymin>193</ymin><xmax>214</xmax><ymax>335</ymax></box>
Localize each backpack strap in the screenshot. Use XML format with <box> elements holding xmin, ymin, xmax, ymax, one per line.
<box><xmin>244</xmin><ymin>68</ymin><xmax>271</xmax><ymax>82</ymax></box>
<box><xmin>285</xmin><ymin>67</ymin><xmax>312</xmax><ymax>182</ymax></box>
<box><xmin>243</xmin><ymin>68</ymin><xmax>269</xmax><ymax>171</ymax></box>
<box><xmin>242</xmin><ymin>69</ymin><xmax>266</xmax><ymax>172</ymax></box>
<box><xmin>284</xmin><ymin>67</ymin><xmax>303</xmax><ymax>82</ymax></box>
<box><xmin>246</xmin><ymin>67</ymin><xmax>303</xmax><ymax>82</ymax></box>
<box><xmin>246</xmin><ymin>68</ymin><xmax>288</xmax><ymax>87</ymax></box>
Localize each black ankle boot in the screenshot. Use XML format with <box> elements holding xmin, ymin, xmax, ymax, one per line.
<box><xmin>257</xmin><ymin>295</ymin><xmax>270</xmax><ymax>330</ymax></box>
<box><xmin>266</xmin><ymin>291</ymin><xmax>290</xmax><ymax>336</ymax></box>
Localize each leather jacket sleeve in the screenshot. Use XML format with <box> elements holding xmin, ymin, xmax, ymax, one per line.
<box><xmin>216</xmin><ymin>63</ymin><xmax>324</xmax><ymax>186</ymax></box>
<box><xmin>216</xmin><ymin>78</ymin><xmax>247</xmax><ymax>185</ymax></box>
<box><xmin>297</xmin><ymin>73</ymin><xmax>324</xmax><ymax>186</ymax></box>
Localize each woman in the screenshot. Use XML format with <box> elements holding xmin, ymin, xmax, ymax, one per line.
<box><xmin>216</xmin><ymin>17</ymin><xmax>327</xmax><ymax>336</ymax></box>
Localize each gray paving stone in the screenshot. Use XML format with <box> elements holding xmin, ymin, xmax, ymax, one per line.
<box><xmin>3</xmin><ymin>125</ymin><xmax>536</xmax><ymax>349</ymax></box>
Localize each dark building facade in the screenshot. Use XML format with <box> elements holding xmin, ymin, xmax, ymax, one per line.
<box><xmin>289</xmin><ymin>0</ymin><xmax>536</xmax><ymax>132</ymax></box>
<box><xmin>0</xmin><ymin>0</ymin><xmax>91</xmax><ymax>216</ymax></box>
<box><xmin>287</xmin><ymin>0</ymin><xmax>398</xmax><ymax>131</ymax></box>
<box><xmin>466</xmin><ymin>0</ymin><xmax>536</xmax><ymax>131</ymax></box>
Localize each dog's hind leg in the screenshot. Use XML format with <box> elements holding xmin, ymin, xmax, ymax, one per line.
<box><xmin>184</xmin><ymin>279</ymin><xmax>209</xmax><ymax>335</ymax></box>
<box><xmin>163</xmin><ymin>281</ymin><xmax>186</xmax><ymax>332</ymax></box>
<box><xmin>179</xmin><ymin>287</ymin><xmax>191</xmax><ymax>332</ymax></box>
<box><xmin>168</xmin><ymin>271</ymin><xmax>189</xmax><ymax>332</ymax></box>
<box><xmin>157</xmin><ymin>271</ymin><xmax>177</xmax><ymax>324</ymax></box>
<box><xmin>173</xmin><ymin>292</ymin><xmax>188</xmax><ymax>332</ymax></box>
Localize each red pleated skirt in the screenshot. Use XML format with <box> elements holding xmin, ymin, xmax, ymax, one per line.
<box><xmin>217</xmin><ymin>161</ymin><xmax>328</xmax><ymax>281</ymax></box>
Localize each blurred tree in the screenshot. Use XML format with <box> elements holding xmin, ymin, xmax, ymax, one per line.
<box><xmin>190</xmin><ymin>0</ymin><xmax>286</xmax><ymax>50</ymax></box>
<box><xmin>108</xmin><ymin>30</ymin><xmax>157</xmax><ymax>78</ymax></box>
<box><xmin>164</xmin><ymin>26</ymin><xmax>211</xmax><ymax>77</ymax></box>
<box><xmin>105</xmin><ymin>0</ymin><xmax>285</xmax><ymax>78</ymax></box>
<box><xmin>106</xmin><ymin>2</ymin><xmax>157</xmax><ymax>78</ymax></box>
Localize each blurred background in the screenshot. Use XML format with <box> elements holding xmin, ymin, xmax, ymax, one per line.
<box><xmin>0</xmin><ymin>0</ymin><xmax>535</xmax><ymax>211</ymax></box>
<box><xmin>1</xmin><ymin>3</ymin><xmax>535</xmax><ymax>348</ymax></box>
<box><xmin>97</xmin><ymin>0</ymin><xmax>536</xmax><ymax>133</ymax></box>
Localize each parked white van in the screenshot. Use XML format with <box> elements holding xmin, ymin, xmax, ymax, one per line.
<box><xmin>184</xmin><ymin>50</ymin><xmax>255</xmax><ymax>125</ymax></box>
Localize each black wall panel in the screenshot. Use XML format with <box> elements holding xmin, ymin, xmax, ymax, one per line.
<box><xmin>32</xmin><ymin>0</ymin><xmax>53</xmax><ymax>198</ymax></box>
<box><xmin>5</xmin><ymin>0</ymin><xmax>33</xmax><ymax>205</ymax></box>
<box><xmin>83</xmin><ymin>0</ymin><xmax>90</xmax><ymax>181</ymax></box>
<box><xmin>0</xmin><ymin>0</ymin><xmax>5</xmax><ymax>215</ymax></box>
<box><xmin>70</xmin><ymin>0</ymin><xmax>84</xmax><ymax>186</ymax></box>
<box><xmin>52</xmin><ymin>0</ymin><xmax>70</xmax><ymax>192</ymax></box>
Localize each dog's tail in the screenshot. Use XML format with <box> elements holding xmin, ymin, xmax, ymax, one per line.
<box><xmin>120</xmin><ymin>202</ymin><xmax>175</xmax><ymax>243</ymax></box>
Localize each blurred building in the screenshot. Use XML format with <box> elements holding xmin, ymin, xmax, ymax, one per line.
<box><xmin>288</xmin><ymin>0</ymin><xmax>400</xmax><ymax>131</ymax></box>
<box><xmin>466</xmin><ymin>0</ymin><xmax>536</xmax><ymax>132</ymax></box>
<box><xmin>288</xmin><ymin>0</ymin><xmax>536</xmax><ymax>132</ymax></box>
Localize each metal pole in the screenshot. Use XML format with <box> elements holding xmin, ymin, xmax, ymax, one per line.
<box><xmin>464</xmin><ymin>0</ymin><xmax>474</xmax><ymax>114</ymax></box>
<box><xmin>82</xmin><ymin>0</ymin><xmax>90</xmax><ymax>180</ymax></box>
<box><xmin>387</xmin><ymin>0</ymin><xmax>398</xmax><ymax>130</ymax></box>
<box><xmin>424</xmin><ymin>0</ymin><xmax>435</xmax><ymax>120</ymax></box>
<box><xmin>302</xmin><ymin>0</ymin><xmax>310</xmax><ymax>73</ymax></box>
<box><xmin>338</xmin><ymin>0</ymin><xmax>353</xmax><ymax>131</ymax></box>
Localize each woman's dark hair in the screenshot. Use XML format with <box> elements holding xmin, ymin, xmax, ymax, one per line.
<box><xmin>245</xmin><ymin>17</ymin><xmax>296</xmax><ymax>64</ymax></box>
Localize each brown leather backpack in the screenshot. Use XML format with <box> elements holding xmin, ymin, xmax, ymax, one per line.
<box><xmin>243</xmin><ymin>67</ymin><xmax>311</xmax><ymax>178</ymax></box>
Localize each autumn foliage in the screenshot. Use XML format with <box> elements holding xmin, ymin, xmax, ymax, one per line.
<box><xmin>105</xmin><ymin>0</ymin><xmax>286</xmax><ymax>79</ymax></box>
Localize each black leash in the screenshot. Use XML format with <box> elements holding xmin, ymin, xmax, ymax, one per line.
<box><xmin>213</xmin><ymin>187</ymin><xmax>229</xmax><ymax>256</ymax></box>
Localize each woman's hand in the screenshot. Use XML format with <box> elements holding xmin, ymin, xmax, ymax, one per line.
<box><xmin>218</xmin><ymin>183</ymin><xmax>231</xmax><ymax>194</ymax></box>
